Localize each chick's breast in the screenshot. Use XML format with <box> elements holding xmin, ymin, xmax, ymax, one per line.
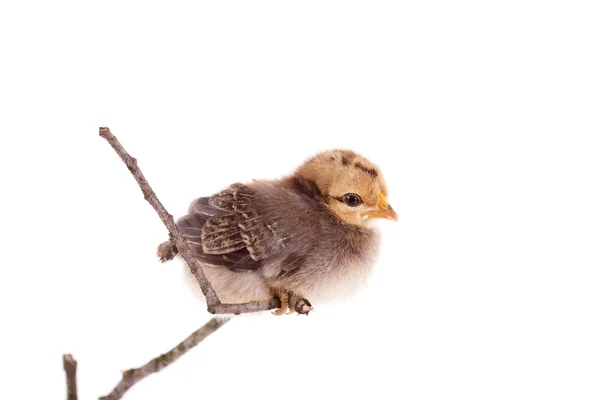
<box><xmin>180</xmin><ymin>180</ymin><xmax>380</xmax><ymax>305</ymax></box>
<box><xmin>252</xmin><ymin>181</ymin><xmax>381</xmax><ymax>303</ymax></box>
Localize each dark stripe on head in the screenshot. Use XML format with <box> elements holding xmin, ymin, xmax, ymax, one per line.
<box><xmin>340</xmin><ymin>150</ymin><xmax>356</xmax><ymax>166</ymax></box>
<box><xmin>289</xmin><ymin>176</ymin><xmax>326</xmax><ymax>200</ymax></box>
<box><xmin>355</xmin><ymin>162</ymin><xmax>378</xmax><ymax>178</ymax></box>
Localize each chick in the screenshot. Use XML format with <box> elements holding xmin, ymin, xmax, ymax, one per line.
<box><xmin>158</xmin><ymin>149</ymin><xmax>397</xmax><ymax>315</ymax></box>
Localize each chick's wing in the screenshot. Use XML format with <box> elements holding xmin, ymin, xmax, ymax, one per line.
<box><xmin>179</xmin><ymin>183</ymin><xmax>308</xmax><ymax>272</ymax></box>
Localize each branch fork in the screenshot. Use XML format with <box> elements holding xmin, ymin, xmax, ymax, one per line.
<box><xmin>59</xmin><ymin>128</ymin><xmax>316</xmax><ymax>400</ymax></box>
<box><xmin>63</xmin><ymin>128</ymin><xmax>314</xmax><ymax>400</ymax></box>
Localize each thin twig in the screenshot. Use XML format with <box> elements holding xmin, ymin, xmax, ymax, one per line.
<box><xmin>99</xmin><ymin>127</ymin><xmax>220</xmax><ymax>308</ymax></box>
<box><xmin>99</xmin><ymin>127</ymin><xmax>311</xmax><ymax>315</ymax></box>
<box><xmin>56</xmin><ymin>129</ymin><xmax>315</xmax><ymax>400</ymax></box>
<box><xmin>100</xmin><ymin>317</ymin><xmax>230</xmax><ymax>400</ymax></box>
<box><xmin>63</xmin><ymin>354</ymin><xmax>78</xmax><ymax>400</ymax></box>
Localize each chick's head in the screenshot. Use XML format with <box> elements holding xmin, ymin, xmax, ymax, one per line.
<box><xmin>293</xmin><ymin>149</ymin><xmax>398</xmax><ymax>227</ymax></box>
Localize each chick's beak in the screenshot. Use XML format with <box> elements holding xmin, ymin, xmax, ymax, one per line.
<box><xmin>362</xmin><ymin>194</ymin><xmax>399</xmax><ymax>221</ymax></box>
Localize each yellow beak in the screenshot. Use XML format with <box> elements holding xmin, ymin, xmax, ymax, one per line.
<box><xmin>361</xmin><ymin>194</ymin><xmax>399</xmax><ymax>221</ymax></box>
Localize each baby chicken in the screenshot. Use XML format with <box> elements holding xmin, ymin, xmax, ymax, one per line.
<box><xmin>158</xmin><ymin>149</ymin><xmax>397</xmax><ymax>315</ymax></box>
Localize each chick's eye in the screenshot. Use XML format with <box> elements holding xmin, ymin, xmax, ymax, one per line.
<box><xmin>342</xmin><ymin>193</ymin><xmax>362</xmax><ymax>207</ymax></box>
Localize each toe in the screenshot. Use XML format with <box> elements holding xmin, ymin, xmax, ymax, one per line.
<box><xmin>272</xmin><ymin>308</ymin><xmax>287</xmax><ymax>316</ymax></box>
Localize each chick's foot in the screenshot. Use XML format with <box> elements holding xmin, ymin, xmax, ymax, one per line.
<box><xmin>272</xmin><ymin>291</ymin><xmax>290</xmax><ymax>316</ymax></box>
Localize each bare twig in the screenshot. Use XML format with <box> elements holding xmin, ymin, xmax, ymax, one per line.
<box><xmin>99</xmin><ymin>127</ymin><xmax>311</xmax><ymax>315</ymax></box>
<box><xmin>58</xmin><ymin>129</ymin><xmax>314</xmax><ymax>400</ymax></box>
<box><xmin>99</xmin><ymin>127</ymin><xmax>220</xmax><ymax>308</ymax></box>
<box><xmin>100</xmin><ymin>317</ymin><xmax>230</xmax><ymax>400</ymax></box>
<box><xmin>63</xmin><ymin>354</ymin><xmax>78</xmax><ymax>400</ymax></box>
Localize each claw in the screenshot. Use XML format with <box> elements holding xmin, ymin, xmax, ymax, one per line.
<box><xmin>272</xmin><ymin>307</ymin><xmax>287</xmax><ymax>316</ymax></box>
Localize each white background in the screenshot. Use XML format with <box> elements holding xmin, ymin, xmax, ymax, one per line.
<box><xmin>1</xmin><ymin>1</ymin><xmax>599</xmax><ymax>399</ymax></box>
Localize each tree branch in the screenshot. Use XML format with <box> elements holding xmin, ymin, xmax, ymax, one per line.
<box><xmin>63</xmin><ymin>354</ymin><xmax>78</xmax><ymax>400</ymax></box>
<box><xmin>98</xmin><ymin>127</ymin><xmax>311</xmax><ymax>315</ymax></box>
<box><xmin>99</xmin><ymin>127</ymin><xmax>220</xmax><ymax>308</ymax></box>
<box><xmin>99</xmin><ymin>317</ymin><xmax>230</xmax><ymax>400</ymax></box>
<box><xmin>57</xmin><ymin>129</ymin><xmax>315</xmax><ymax>400</ymax></box>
